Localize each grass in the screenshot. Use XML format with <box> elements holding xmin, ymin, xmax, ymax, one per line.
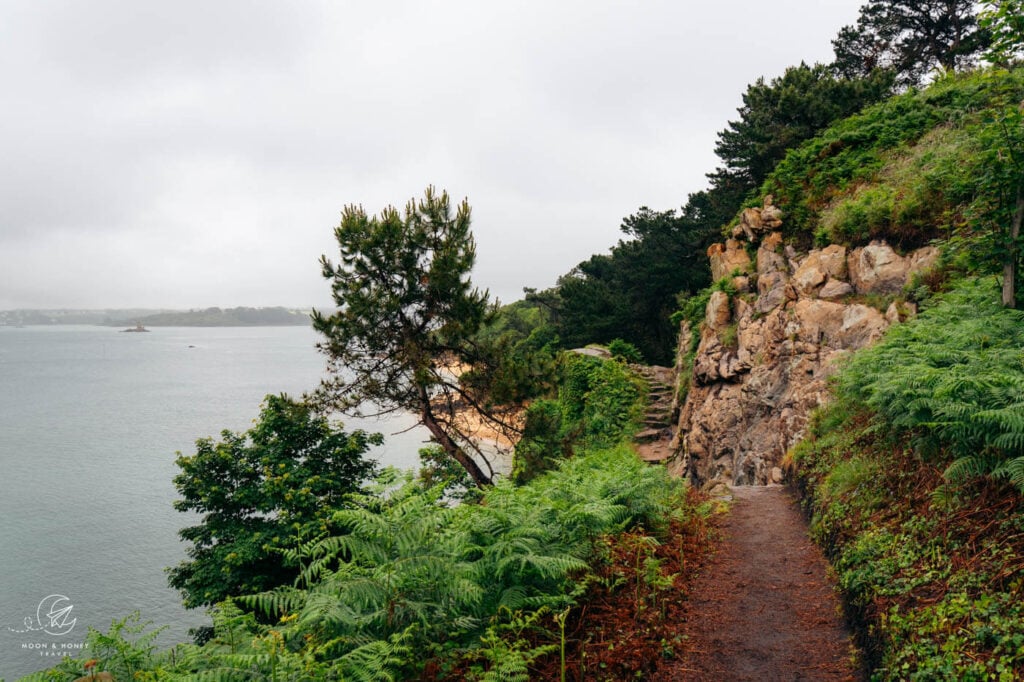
<box><xmin>760</xmin><ymin>67</ymin><xmax>1024</xmax><ymax>253</ymax></box>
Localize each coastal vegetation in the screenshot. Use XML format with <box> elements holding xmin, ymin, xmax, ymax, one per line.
<box><xmin>26</xmin><ymin>349</ymin><xmax>709</xmax><ymax>680</ymax></box>
<box><xmin>311</xmin><ymin>186</ymin><xmax>554</xmax><ymax>487</ymax></box>
<box><xmin>791</xmin><ymin>280</ymin><xmax>1024</xmax><ymax>678</ymax></box>
<box><xmin>167</xmin><ymin>395</ymin><xmax>381</xmax><ymax>610</ymax></box>
<box><xmin>20</xmin><ymin>1</ymin><xmax>1024</xmax><ymax>679</ymax></box>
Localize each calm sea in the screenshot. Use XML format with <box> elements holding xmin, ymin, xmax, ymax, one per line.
<box><xmin>0</xmin><ymin>325</ymin><xmax>430</xmax><ymax>679</ymax></box>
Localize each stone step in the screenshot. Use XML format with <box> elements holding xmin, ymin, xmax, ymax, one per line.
<box><xmin>635</xmin><ymin>439</ymin><xmax>674</xmax><ymax>463</ymax></box>
<box><xmin>630</xmin><ymin>425</ymin><xmax>671</xmax><ymax>440</ymax></box>
<box><xmin>637</xmin><ymin>448</ymin><xmax>673</xmax><ymax>464</ymax></box>
<box><xmin>633</xmin><ymin>427</ymin><xmax>670</xmax><ymax>443</ymax></box>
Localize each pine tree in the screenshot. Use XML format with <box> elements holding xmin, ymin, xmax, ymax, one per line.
<box><xmin>832</xmin><ymin>0</ymin><xmax>988</xmax><ymax>86</ymax></box>
<box><xmin>313</xmin><ymin>186</ymin><xmax>507</xmax><ymax>486</ymax></box>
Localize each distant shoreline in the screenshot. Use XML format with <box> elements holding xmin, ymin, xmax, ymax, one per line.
<box><xmin>2</xmin><ymin>306</ymin><xmax>315</xmax><ymax>327</ymax></box>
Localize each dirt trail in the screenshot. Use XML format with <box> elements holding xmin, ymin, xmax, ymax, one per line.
<box><xmin>656</xmin><ymin>485</ymin><xmax>861</xmax><ymax>682</ymax></box>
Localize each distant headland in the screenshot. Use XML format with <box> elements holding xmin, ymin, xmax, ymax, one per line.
<box><xmin>103</xmin><ymin>306</ymin><xmax>312</xmax><ymax>327</ymax></box>
<box><xmin>0</xmin><ymin>306</ymin><xmax>313</xmax><ymax>327</ymax></box>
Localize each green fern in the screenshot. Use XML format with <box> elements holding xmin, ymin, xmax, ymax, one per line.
<box><xmin>331</xmin><ymin>627</ymin><xmax>413</xmax><ymax>682</ymax></box>
<box><xmin>27</xmin><ymin>422</ymin><xmax>694</xmax><ymax>680</ymax></box>
<box><xmin>838</xmin><ymin>279</ymin><xmax>1024</xmax><ymax>491</ymax></box>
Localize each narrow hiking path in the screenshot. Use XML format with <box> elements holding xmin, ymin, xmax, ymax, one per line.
<box><xmin>654</xmin><ymin>485</ymin><xmax>861</xmax><ymax>682</ymax></box>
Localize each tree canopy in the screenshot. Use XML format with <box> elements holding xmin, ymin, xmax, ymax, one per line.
<box><xmin>546</xmin><ymin>206</ymin><xmax>714</xmax><ymax>365</ymax></box>
<box><xmin>712</xmin><ymin>62</ymin><xmax>894</xmax><ymax>197</ymax></box>
<box><xmin>312</xmin><ymin>186</ymin><xmax>517</xmax><ymax>487</ymax></box>
<box><xmin>832</xmin><ymin>0</ymin><xmax>988</xmax><ymax>86</ymax></box>
<box><xmin>169</xmin><ymin>394</ymin><xmax>378</xmax><ymax>608</ymax></box>
<box><xmin>980</xmin><ymin>0</ymin><xmax>1024</xmax><ymax>66</ymax></box>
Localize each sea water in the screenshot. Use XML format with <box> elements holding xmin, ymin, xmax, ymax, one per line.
<box><xmin>0</xmin><ymin>325</ymin><xmax>429</xmax><ymax>679</ymax></box>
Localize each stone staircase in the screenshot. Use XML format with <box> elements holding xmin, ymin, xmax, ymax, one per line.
<box><xmin>631</xmin><ymin>365</ymin><xmax>677</xmax><ymax>464</ymax></box>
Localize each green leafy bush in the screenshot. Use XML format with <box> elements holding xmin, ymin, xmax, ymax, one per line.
<box><xmin>168</xmin><ymin>394</ymin><xmax>380</xmax><ymax>608</ymax></box>
<box><xmin>32</xmin><ymin>446</ymin><xmax>694</xmax><ymax>681</ymax></box>
<box><xmin>607</xmin><ymin>338</ymin><xmax>644</xmax><ymax>364</ymax></box>
<box><xmin>513</xmin><ymin>352</ymin><xmax>645</xmax><ymax>482</ymax></box>
<box><xmin>817</xmin><ymin>184</ymin><xmax>896</xmax><ymax>245</ymax></box>
<box><xmin>762</xmin><ymin>67</ymin><xmax>1024</xmax><ymax>251</ymax></box>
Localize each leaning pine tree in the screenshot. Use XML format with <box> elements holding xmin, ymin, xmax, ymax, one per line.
<box><xmin>312</xmin><ymin>186</ymin><xmax>508</xmax><ymax>486</ymax></box>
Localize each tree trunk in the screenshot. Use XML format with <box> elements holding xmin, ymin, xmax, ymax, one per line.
<box><xmin>1002</xmin><ymin>186</ymin><xmax>1024</xmax><ymax>309</ymax></box>
<box><xmin>419</xmin><ymin>391</ymin><xmax>491</xmax><ymax>487</ymax></box>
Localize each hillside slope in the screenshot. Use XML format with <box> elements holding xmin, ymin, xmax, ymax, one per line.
<box><xmin>669</xmin><ymin>66</ymin><xmax>1024</xmax><ymax>488</ymax></box>
<box><xmin>671</xmin><ymin>65</ymin><xmax>1024</xmax><ymax>679</ymax></box>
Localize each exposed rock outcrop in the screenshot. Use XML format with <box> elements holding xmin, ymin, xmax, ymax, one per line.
<box><xmin>708</xmin><ymin>239</ymin><xmax>752</xmax><ymax>283</ymax></box>
<box><xmin>668</xmin><ymin>202</ymin><xmax>939</xmax><ymax>487</ymax></box>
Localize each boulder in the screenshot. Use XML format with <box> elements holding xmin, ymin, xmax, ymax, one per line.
<box><xmin>819</xmin><ymin>279</ymin><xmax>854</xmax><ymax>299</ymax></box>
<box><xmin>736</xmin><ymin>208</ymin><xmax>763</xmax><ymax>241</ymax></box>
<box><xmin>734</xmin><ymin>196</ymin><xmax>784</xmax><ymax>242</ymax></box>
<box><xmin>755</xmin><ymin>234</ymin><xmax>790</xmax><ymax>313</ymax></box>
<box><xmin>908</xmin><ymin>246</ymin><xmax>940</xmax><ymax>276</ymax></box>
<box><xmin>756</xmin><ymin>272</ymin><xmax>789</xmax><ymax>313</ymax></box>
<box><xmin>571</xmin><ymin>346</ymin><xmax>612</xmax><ymax>359</ymax></box>
<box><xmin>818</xmin><ymin>245</ymin><xmax>848</xmax><ymax>278</ymax></box>
<box><xmin>849</xmin><ymin>241</ymin><xmax>942</xmax><ymax>294</ymax></box>
<box><xmin>848</xmin><ymin>241</ymin><xmax>909</xmax><ymax>293</ymax></box>
<box><xmin>886</xmin><ymin>300</ymin><xmax>918</xmax><ymax>324</ymax></box>
<box><xmin>792</xmin><ymin>257</ymin><xmax>827</xmax><ymax>296</ymax></box>
<box><xmin>706</xmin><ymin>290</ymin><xmax>732</xmax><ymax>330</ymax></box>
<box><xmin>761</xmin><ymin>200</ymin><xmax>783</xmax><ymax>229</ymax></box>
<box><xmin>742</xmin><ymin>208</ymin><xmax>763</xmax><ymax>230</ymax></box>
<box><xmin>789</xmin><ymin>244</ymin><xmax>850</xmax><ymax>297</ymax></box>
<box><xmin>838</xmin><ymin>304</ymin><xmax>888</xmax><ymax>348</ymax></box>
<box><xmin>708</xmin><ymin>239</ymin><xmax>753</xmax><ymax>281</ymax></box>
<box><xmin>757</xmin><ymin>233</ymin><xmax>786</xmax><ymax>274</ymax></box>
<box><xmin>792</xmin><ymin>299</ymin><xmax>847</xmax><ymax>345</ymax></box>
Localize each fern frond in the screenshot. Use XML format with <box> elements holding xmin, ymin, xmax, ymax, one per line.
<box><xmin>237</xmin><ymin>586</ymin><xmax>307</xmax><ymax>619</ymax></box>
<box><xmin>333</xmin><ymin>627</ymin><xmax>414</xmax><ymax>682</ymax></box>
<box><xmin>992</xmin><ymin>456</ymin><xmax>1024</xmax><ymax>494</ymax></box>
<box><xmin>944</xmin><ymin>453</ymin><xmax>1002</xmax><ymax>484</ymax></box>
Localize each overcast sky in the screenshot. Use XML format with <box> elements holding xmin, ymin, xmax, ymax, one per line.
<box><xmin>0</xmin><ymin>0</ymin><xmax>868</xmax><ymax>310</ymax></box>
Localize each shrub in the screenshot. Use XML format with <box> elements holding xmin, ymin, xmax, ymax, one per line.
<box><xmin>608</xmin><ymin>338</ymin><xmax>644</xmax><ymax>364</ymax></box>
<box><xmin>762</xmin><ymin>67</ymin><xmax>1024</xmax><ymax>250</ymax></box>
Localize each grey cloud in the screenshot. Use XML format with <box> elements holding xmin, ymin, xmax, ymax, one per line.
<box><xmin>0</xmin><ymin>0</ymin><xmax>867</xmax><ymax>309</ymax></box>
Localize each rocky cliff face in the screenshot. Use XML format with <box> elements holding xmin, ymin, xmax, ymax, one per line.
<box><xmin>668</xmin><ymin>198</ymin><xmax>938</xmax><ymax>487</ymax></box>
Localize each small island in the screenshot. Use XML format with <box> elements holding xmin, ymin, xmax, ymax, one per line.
<box><xmin>121</xmin><ymin>322</ymin><xmax>150</xmax><ymax>333</ymax></box>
